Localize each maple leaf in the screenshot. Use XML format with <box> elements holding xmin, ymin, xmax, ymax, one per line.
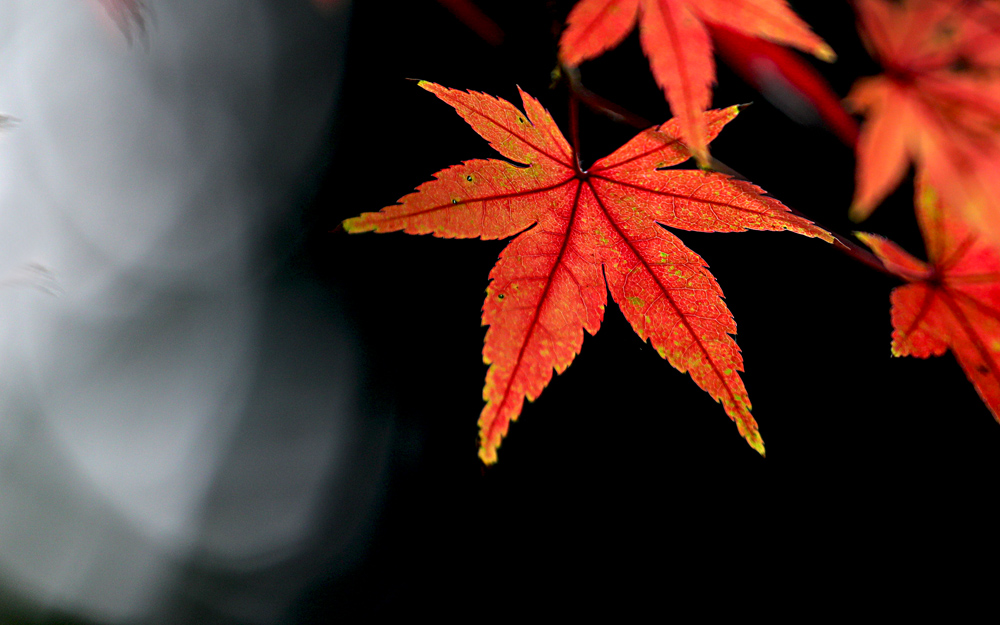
<box><xmin>858</xmin><ymin>178</ymin><xmax>1000</xmax><ymax>426</ymax></box>
<box><xmin>558</xmin><ymin>0</ymin><xmax>833</xmax><ymax>166</ymax></box>
<box><xmin>848</xmin><ymin>0</ymin><xmax>1000</xmax><ymax>241</ymax></box>
<box><xmin>344</xmin><ymin>82</ymin><xmax>832</xmax><ymax>463</ymax></box>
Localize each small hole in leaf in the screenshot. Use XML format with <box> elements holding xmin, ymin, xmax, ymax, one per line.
<box><xmin>498</xmin><ymin>293</ymin><xmax>505</xmax><ymax>300</ymax></box>
<box><xmin>466</xmin><ymin>175</ymin><xmax>474</xmax><ymax>182</ymax></box>
<box><xmin>518</xmin><ymin>117</ymin><xmax>525</xmax><ymax>123</ymax></box>
<box><xmin>452</xmin><ymin>199</ymin><xmax>458</xmax><ymax>204</ymax></box>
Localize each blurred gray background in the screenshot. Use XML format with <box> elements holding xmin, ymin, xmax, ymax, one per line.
<box><xmin>0</xmin><ymin>1</ymin><xmax>396</xmax><ymax>622</ymax></box>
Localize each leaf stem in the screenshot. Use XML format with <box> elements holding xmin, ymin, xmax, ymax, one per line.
<box><xmin>562</xmin><ymin>64</ymin><xmax>652</xmax><ymax>129</ymax></box>
<box><xmin>568</xmin><ymin>80</ymin><xmax>584</xmax><ymax>173</ymax></box>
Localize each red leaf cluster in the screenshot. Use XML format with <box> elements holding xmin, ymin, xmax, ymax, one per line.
<box><xmin>859</xmin><ymin>178</ymin><xmax>1000</xmax><ymax>424</ymax></box>
<box><xmin>343</xmin><ymin>0</ymin><xmax>1000</xmax><ymax>462</ymax></box>
<box><xmin>849</xmin><ymin>0</ymin><xmax>1000</xmax><ymax>242</ymax></box>
<box><xmin>558</xmin><ymin>0</ymin><xmax>833</xmax><ymax>165</ymax></box>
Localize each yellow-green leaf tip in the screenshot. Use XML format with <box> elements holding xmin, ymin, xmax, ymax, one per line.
<box><xmin>853</xmin><ymin>231</ymin><xmax>875</xmax><ymax>247</ymax></box>
<box><xmin>479</xmin><ymin>444</ymin><xmax>498</xmax><ymax>465</ymax></box>
<box><xmin>341</xmin><ymin>216</ymin><xmax>369</xmax><ymax>234</ymax></box>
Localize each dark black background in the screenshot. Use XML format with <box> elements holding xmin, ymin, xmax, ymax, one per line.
<box><xmin>307</xmin><ymin>1</ymin><xmax>998</xmax><ymax>616</ymax></box>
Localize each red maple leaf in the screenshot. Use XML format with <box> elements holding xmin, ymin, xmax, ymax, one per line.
<box><xmin>858</xmin><ymin>177</ymin><xmax>1000</xmax><ymax>425</ymax></box>
<box><xmin>344</xmin><ymin>82</ymin><xmax>832</xmax><ymax>463</ymax></box>
<box><xmin>558</xmin><ymin>0</ymin><xmax>833</xmax><ymax>166</ymax></box>
<box><xmin>848</xmin><ymin>0</ymin><xmax>1000</xmax><ymax>240</ymax></box>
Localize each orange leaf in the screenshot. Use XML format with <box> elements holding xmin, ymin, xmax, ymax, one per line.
<box><xmin>849</xmin><ymin>0</ymin><xmax>1000</xmax><ymax>242</ymax></box>
<box><xmin>858</xmin><ymin>178</ymin><xmax>1000</xmax><ymax>426</ymax></box>
<box><xmin>345</xmin><ymin>83</ymin><xmax>832</xmax><ymax>463</ymax></box>
<box><xmin>559</xmin><ymin>0</ymin><xmax>832</xmax><ymax>166</ymax></box>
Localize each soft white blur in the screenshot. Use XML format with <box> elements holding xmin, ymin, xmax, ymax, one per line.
<box><xmin>0</xmin><ymin>1</ymin><xmax>383</xmax><ymax>622</ymax></box>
